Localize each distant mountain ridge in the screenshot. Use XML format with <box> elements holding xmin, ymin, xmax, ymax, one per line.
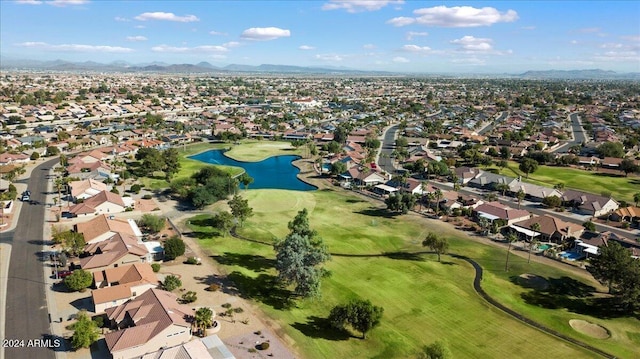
<box><xmin>1</xmin><ymin>56</ymin><xmax>638</xmax><ymax>79</ymax></box>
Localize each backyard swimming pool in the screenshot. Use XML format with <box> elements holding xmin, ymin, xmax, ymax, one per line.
<box><xmin>189</xmin><ymin>149</ymin><xmax>317</xmax><ymax>191</ymax></box>
<box><xmin>559</xmin><ymin>251</ymin><xmax>584</xmax><ymax>261</ymax></box>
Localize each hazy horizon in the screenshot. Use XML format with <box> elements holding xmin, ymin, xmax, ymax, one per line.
<box><xmin>1</xmin><ymin>1</ymin><xmax>639</xmax><ymax>74</ymax></box>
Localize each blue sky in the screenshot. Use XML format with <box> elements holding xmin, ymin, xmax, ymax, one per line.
<box><xmin>1</xmin><ymin>0</ymin><xmax>639</xmax><ymax>73</ymax></box>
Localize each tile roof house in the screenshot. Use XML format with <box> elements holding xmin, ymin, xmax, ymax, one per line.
<box><xmin>67</xmin><ymin>190</ymin><xmax>128</xmax><ymax>217</ymax></box>
<box><xmin>468</xmin><ymin>171</ymin><xmax>518</xmax><ymax>190</ymax></box>
<box><xmin>508</xmin><ymin>179</ymin><xmax>563</xmax><ymax>202</ymax></box>
<box><xmin>69</xmin><ymin>178</ymin><xmax>109</xmax><ymax>200</ymax></box>
<box><xmin>561</xmin><ymin>189</ymin><xmax>619</xmax><ymax>217</ymax></box>
<box><xmin>610</xmin><ymin>206</ymin><xmax>640</xmax><ymax>223</ymax></box>
<box><xmin>575</xmin><ymin>231</ymin><xmax>640</xmax><ymax>258</ymax></box>
<box><xmin>75</xmin><ymin>214</ymin><xmax>142</xmax><ymax>244</ymax></box>
<box><xmin>92</xmin><ymin>263</ymin><xmax>159</xmax><ymax>313</ymax></box>
<box><xmin>80</xmin><ymin>232</ymin><xmax>150</xmax><ymax>271</ymax></box>
<box><xmin>511</xmin><ymin>215</ymin><xmax>584</xmax><ymax>243</ymax></box>
<box><xmin>474</xmin><ymin>201</ymin><xmax>531</xmax><ymax>225</ymax></box>
<box><xmin>104</xmin><ymin>289</ymin><xmax>193</xmax><ymax>359</ymax></box>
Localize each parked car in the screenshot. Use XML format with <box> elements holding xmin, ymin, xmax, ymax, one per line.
<box><xmin>56</xmin><ymin>270</ymin><xmax>73</xmax><ymax>278</ymax></box>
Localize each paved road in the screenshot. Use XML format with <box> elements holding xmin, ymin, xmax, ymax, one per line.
<box><xmin>552</xmin><ymin>113</ymin><xmax>587</xmax><ymax>153</ymax></box>
<box><xmin>378</xmin><ymin>124</ymin><xmax>399</xmax><ymax>174</ymax></box>
<box><xmin>1</xmin><ymin>158</ymin><xmax>58</xmax><ymax>359</ymax></box>
<box><xmin>478</xmin><ymin>111</ymin><xmax>508</xmax><ymax>135</ymax></box>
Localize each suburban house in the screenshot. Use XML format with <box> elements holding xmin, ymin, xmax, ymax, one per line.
<box><xmin>561</xmin><ymin>189</ymin><xmax>619</xmax><ymax>217</ymax></box>
<box><xmin>69</xmin><ymin>178</ymin><xmax>109</xmax><ymax>200</ymax></box>
<box><xmin>454</xmin><ymin>166</ymin><xmax>480</xmax><ymax>184</ymax></box>
<box><xmin>575</xmin><ymin>231</ymin><xmax>640</xmax><ymax>259</ymax></box>
<box><xmin>66</xmin><ymin>160</ymin><xmax>114</xmax><ymax>180</ymax></box>
<box><xmin>508</xmin><ymin>179</ymin><xmax>562</xmax><ymax>202</ymax></box>
<box><xmin>75</xmin><ymin>214</ymin><xmax>142</xmax><ymax>244</ymax></box>
<box><xmin>80</xmin><ymin>232</ymin><xmax>151</xmax><ymax>271</ymax></box>
<box><xmin>609</xmin><ymin>206</ymin><xmax>640</xmax><ymax>224</ymax></box>
<box><xmin>139</xmin><ymin>335</ymin><xmax>235</xmax><ymax>359</ymax></box>
<box><xmin>67</xmin><ymin>190</ymin><xmax>130</xmax><ymax>217</ymax></box>
<box><xmin>92</xmin><ymin>263</ymin><xmax>159</xmax><ymax>313</ymax></box>
<box><xmin>510</xmin><ymin>215</ymin><xmax>584</xmax><ymax>243</ymax></box>
<box><xmin>474</xmin><ymin>201</ymin><xmax>531</xmax><ymax>225</ymax></box>
<box><xmin>104</xmin><ymin>289</ymin><xmax>193</xmax><ymax>359</ymax></box>
<box><xmin>468</xmin><ymin>171</ymin><xmax>518</xmax><ymax>190</ymax></box>
<box><xmin>339</xmin><ymin>167</ymin><xmax>388</xmax><ymax>188</ymax></box>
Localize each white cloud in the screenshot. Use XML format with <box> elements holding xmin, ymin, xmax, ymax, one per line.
<box><xmin>151</xmin><ymin>44</ymin><xmax>229</xmax><ymax>53</ymax></box>
<box><xmin>209</xmin><ymin>30</ymin><xmax>227</xmax><ymax>36</ymax></box>
<box><xmin>299</xmin><ymin>45</ymin><xmax>316</xmax><ymax>50</ymax></box>
<box><xmin>621</xmin><ymin>35</ymin><xmax>640</xmax><ymax>42</ymax></box>
<box><xmin>576</xmin><ymin>27</ymin><xmax>600</xmax><ymax>34</ymax></box>
<box><xmin>126</xmin><ymin>36</ymin><xmax>147</xmax><ymax>42</ymax></box>
<box><xmin>17</xmin><ymin>41</ymin><xmax>133</xmax><ymax>53</ymax></box>
<box><xmin>451</xmin><ymin>57</ymin><xmax>486</xmax><ymax>65</ymax></box>
<box><xmin>593</xmin><ymin>51</ymin><xmax>639</xmax><ymax>62</ymax></box>
<box><xmin>223</xmin><ymin>41</ymin><xmax>241</xmax><ymax>48</ymax></box>
<box><xmin>315</xmin><ymin>54</ymin><xmax>344</xmax><ymax>62</ymax></box>
<box><xmin>401</xmin><ymin>44</ymin><xmax>432</xmax><ymax>53</ymax></box>
<box><xmin>362</xmin><ymin>44</ymin><xmax>376</xmax><ymax>49</ymax></box>
<box><xmin>389</xmin><ymin>6</ymin><xmax>518</xmax><ymax>27</ymax></box>
<box><xmin>387</xmin><ymin>17</ymin><xmax>415</xmax><ymax>27</ymax></box>
<box><xmin>134</xmin><ymin>12</ymin><xmax>199</xmax><ymax>22</ymax></box>
<box><xmin>240</xmin><ymin>27</ymin><xmax>290</xmax><ymax>41</ymax></box>
<box><xmin>450</xmin><ymin>36</ymin><xmax>493</xmax><ymax>52</ymax></box>
<box><xmin>114</xmin><ymin>16</ymin><xmax>129</xmax><ymax>22</ymax></box>
<box><xmin>322</xmin><ymin>0</ymin><xmax>403</xmax><ymax>13</ymax></box>
<box><xmin>392</xmin><ymin>56</ymin><xmax>410</xmax><ymax>63</ymax></box>
<box><xmin>15</xmin><ymin>0</ymin><xmax>43</xmax><ymax>5</ymax></box>
<box><xmin>406</xmin><ymin>31</ymin><xmax>428</xmax><ymax>40</ymax></box>
<box><xmin>521</xmin><ymin>26</ymin><xmax>536</xmax><ymax>30</ymax></box>
<box><xmin>47</xmin><ymin>0</ymin><xmax>89</xmax><ymax>6</ymax></box>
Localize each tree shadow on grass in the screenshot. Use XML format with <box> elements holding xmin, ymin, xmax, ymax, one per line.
<box><xmin>211</xmin><ymin>252</ymin><xmax>275</xmax><ymax>273</ymax></box>
<box><xmin>226</xmin><ymin>271</ymin><xmax>294</xmax><ymax>310</ymax></box>
<box><xmin>355</xmin><ymin>207</ymin><xmax>397</xmax><ymax>218</ymax></box>
<box><xmin>382</xmin><ymin>251</ymin><xmax>424</xmax><ymax>261</ymax></box>
<box><xmin>291</xmin><ymin>316</ymin><xmax>351</xmax><ymax>341</ymax></box>
<box><xmin>517</xmin><ymin>275</ymin><xmax>635</xmax><ymax>319</ymax></box>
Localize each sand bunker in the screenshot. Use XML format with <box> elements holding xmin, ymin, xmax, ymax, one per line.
<box><xmin>569</xmin><ymin>319</ymin><xmax>610</xmax><ymax>339</ymax></box>
<box><xmin>517</xmin><ymin>273</ymin><xmax>549</xmax><ymax>291</ymax></box>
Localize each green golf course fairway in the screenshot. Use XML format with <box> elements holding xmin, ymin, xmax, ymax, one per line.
<box><xmin>188</xmin><ymin>189</ymin><xmax>639</xmax><ymax>359</ymax></box>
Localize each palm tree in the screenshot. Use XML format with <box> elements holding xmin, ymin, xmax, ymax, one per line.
<box><xmin>516</xmin><ymin>189</ymin><xmax>526</xmax><ymax>209</ymax></box>
<box><xmin>434</xmin><ymin>189</ymin><xmax>443</xmax><ymax>214</ymax></box>
<box><xmin>528</xmin><ymin>223</ymin><xmax>541</xmax><ymax>264</ymax></box>
<box><xmin>478</xmin><ymin>217</ymin><xmax>490</xmax><ymax>236</ymax></box>
<box><xmin>419</xmin><ymin>181</ymin><xmax>427</xmax><ymax>212</ymax></box>
<box><xmin>634</xmin><ymin>192</ymin><xmax>640</xmax><ymax>207</ymax></box>
<box><xmin>505</xmin><ymin>232</ymin><xmax>518</xmax><ymax>271</ymax></box>
<box><xmin>496</xmin><ymin>183</ymin><xmax>510</xmax><ymax>197</ymax></box>
<box><xmin>194</xmin><ymin>307</ymin><xmax>214</xmax><ymax>337</ymax></box>
<box><xmin>554</xmin><ymin>182</ymin><xmax>565</xmax><ymax>193</ymax></box>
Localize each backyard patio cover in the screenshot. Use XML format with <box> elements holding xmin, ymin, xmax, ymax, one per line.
<box><xmin>374</xmin><ymin>184</ymin><xmax>398</xmax><ymax>193</ymax></box>
<box><xmin>509</xmin><ymin>224</ymin><xmax>541</xmax><ymax>237</ymax></box>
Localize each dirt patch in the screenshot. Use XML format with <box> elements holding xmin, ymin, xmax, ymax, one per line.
<box><xmin>569</xmin><ymin>319</ymin><xmax>610</xmax><ymax>339</ymax></box>
<box><xmin>135</xmin><ymin>198</ymin><xmax>160</xmax><ymax>212</ymax></box>
<box><xmin>518</xmin><ymin>273</ymin><xmax>549</xmax><ymax>291</ymax></box>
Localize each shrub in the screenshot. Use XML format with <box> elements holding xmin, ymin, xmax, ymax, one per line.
<box><xmin>130</xmin><ymin>184</ymin><xmax>142</xmax><ymax>194</ymax></box>
<box><xmin>64</xmin><ymin>269</ymin><xmax>93</xmax><ymax>292</ymax></box>
<box><xmin>142</xmin><ymin>194</ymin><xmax>152</xmax><ymax>200</ymax></box>
<box><xmin>207</xmin><ymin>283</ymin><xmax>221</xmax><ymax>292</ymax></box>
<box><xmin>221</xmin><ymin>303</ymin><xmax>232</xmax><ymax>309</ymax></box>
<box><xmin>233</xmin><ymin>307</ymin><xmax>244</xmax><ymax>313</ymax></box>
<box><xmin>181</xmin><ymin>291</ymin><xmax>197</xmax><ymax>303</ymax></box>
<box><xmin>162</xmin><ymin>275</ymin><xmax>182</xmax><ymax>292</ymax></box>
<box><xmin>163</xmin><ymin>236</ymin><xmax>185</xmax><ymax>260</ymax></box>
<box><xmin>257</xmin><ymin>342</ymin><xmax>270</xmax><ymax>350</ymax></box>
<box><xmin>151</xmin><ymin>263</ymin><xmax>161</xmax><ymax>272</ymax></box>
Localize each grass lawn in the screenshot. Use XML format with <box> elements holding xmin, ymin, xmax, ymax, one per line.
<box><xmin>140</xmin><ymin>141</ymin><xmax>301</xmax><ymax>190</ymax></box>
<box><xmin>187</xmin><ymin>188</ymin><xmax>639</xmax><ymax>359</ymax></box>
<box><xmin>498</xmin><ymin>162</ymin><xmax>639</xmax><ymax>203</ymax></box>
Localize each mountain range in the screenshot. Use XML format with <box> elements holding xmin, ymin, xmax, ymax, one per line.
<box><xmin>1</xmin><ymin>56</ymin><xmax>639</xmax><ymax>79</ymax></box>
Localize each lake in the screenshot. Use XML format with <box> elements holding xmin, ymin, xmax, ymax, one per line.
<box><xmin>189</xmin><ymin>149</ymin><xmax>317</xmax><ymax>191</ymax></box>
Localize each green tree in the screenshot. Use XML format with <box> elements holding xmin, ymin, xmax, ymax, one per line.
<box><xmin>582</xmin><ymin>221</ymin><xmax>596</xmax><ymax>232</ymax></box>
<box><xmin>596</xmin><ymin>141</ymin><xmax>625</xmax><ymax>158</ymax></box>
<box><xmin>587</xmin><ymin>241</ymin><xmax>640</xmax><ymax>311</ymax></box>
<box><xmin>419</xmin><ymin>340</ymin><xmax>452</xmax><ymax>359</ymax></box>
<box><xmin>64</xmin><ymin>269</ymin><xmax>93</xmax><ymax>292</ymax></box>
<box><xmin>519</xmin><ymin>158</ymin><xmax>539</xmax><ymax>178</ymax></box>
<box><xmin>274</xmin><ymin>209</ymin><xmax>330</xmax><ymax>298</ymax></box>
<box><xmin>422</xmin><ymin>232</ymin><xmax>449</xmax><ymax>262</ymax></box>
<box><xmin>46</xmin><ymin>146</ymin><xmax>60</xmax><ymax>156</ymax></box>
<box><xmin>495</xmin><ymin>183</ymin><xmax>510</xmax><ymax>197</ymax></box>
<box><xmin>63</xmin><ymin>231</ymin><xmax>86</xmax><ymax>257</ymax></box>
<box><xmin>137</xmin><ymin>214</ymin><xmax>165</xmax><ymax>233</ymax></box>
<box><xmin>228</xmin><ymin>194</ymin><xmax>253</xmax><ymax>227</ymax></box>
<box><xmin>330</xmin><ymin>161</ymin><xmax>347</xmax><ymax>176</ymax></box>
<box><xmin>620</xmin><ymin>158</ymin><xmax>639</xmax><ymax>177</ymax></box>
<box><xmin>528</xmin><ymin>223</ymin><xmax>541</xmax><ymax>264</ymax></box>
<box><xmin>163</xmin><ymin>147</ymin><xmax>181</xmax><ymax>180</ymax></box>
<box><xmin>212</xmin><ymin>211</ymin><xmax>234</xmax><ymax>235</ymax></box>
<box><xmin>194</xmin><ymin>307</ymin><xmax>214</xmax><ymax>336</ymax></box>
<box><xmin>542</xmin><ymin>195</ymin><xmax>562</xmax><ymax>208</ymax></box>
<box><xmin>162</xmin><ymin>274</ymin><xmax>182</xmax><ymax>291</ymax></box>
<box><xmin>163</xmin><ymin>236</ymin><xmax>186</xmax><ymax>260</ymax></box>
<box><xmin>328</xmin><ymin>299</ymin><xmax>384</xmax><ymax>339</ymax></box>
<box><xmin>634</xmin><ymin>192</ymin><xmax>640</xmax><ymax>207</ymax></box>
<box><xmin>238</xmin><ymin>172</ymin><xmax>254</xmax><ymax>190</ymax></box>
<box><xmin>70</xmin><ymin>310</ymin><xmax>100</xmax><ymax>349</ymax></box>
<box><xmin>30</xmin><ymin>151</ymin><xmax>40</xmax><ymax>160</ymax></box>
<box><xmin>516</xmin><ymin>189</ymin><xmax>526</xmax><ymax>209</ymax></box>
